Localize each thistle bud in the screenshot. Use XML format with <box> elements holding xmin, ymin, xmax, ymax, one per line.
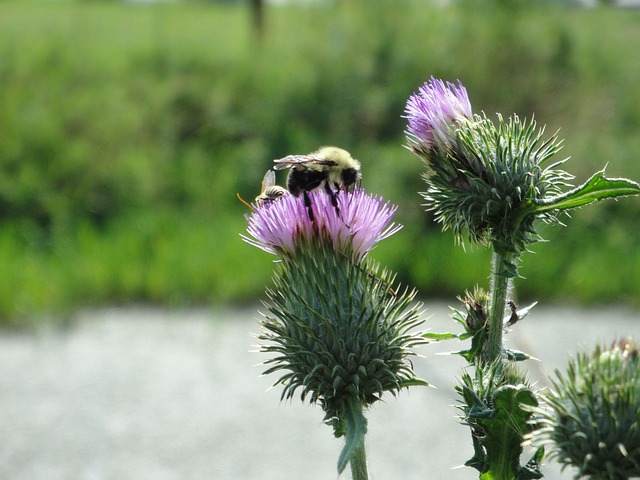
<box><xmin>528</xmin><ymin>338</ymin><xmax>640</xmax><ymax>479</ymax></box>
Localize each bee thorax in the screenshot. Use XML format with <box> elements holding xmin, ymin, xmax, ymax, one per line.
<box><xmin>287</xmin><ymin>168</ymin><xmax>327</xmax><ymax>196</ymax></box>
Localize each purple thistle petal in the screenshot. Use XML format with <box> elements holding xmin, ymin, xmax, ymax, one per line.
<box><xmin>404</xmin><ymin>76</ymin><xmax>473</xmax><ymax>152</ymax></box>
<box><xmin>242</xmin><ymin>189</ymin><xmax>402</xmax><ymax>260</ymax></box>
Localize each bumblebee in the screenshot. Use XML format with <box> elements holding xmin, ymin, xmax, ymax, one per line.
<box><xmin>255</xmin><ymin>169</ymin><xmax>288</xmax><ymax>208</ymax></box>
<box><xmin>273</xmin><ymin>146</ymin><xmax>361</xmax><ymax>220</ymax></box>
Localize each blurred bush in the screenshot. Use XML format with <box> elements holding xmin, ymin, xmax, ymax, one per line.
<box><xmin>0</xmin><ymin>0</ymin><xmax>639</xmax><ymax>325</ymax></box>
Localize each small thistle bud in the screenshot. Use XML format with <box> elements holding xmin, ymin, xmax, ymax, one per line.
<box><xmin>459</xmin><ymin>287</ymin><xmax>489</xmax><ymax>333</ymax></box>
<box><xmin>446</xmin><ymin>288</ymin><xmax>489</xmax><ymax>365</ymax></box>
<box><xmin>528</xmin><ymin>338</ymin><xmax>640</xmax><ymax>479</ymax></box>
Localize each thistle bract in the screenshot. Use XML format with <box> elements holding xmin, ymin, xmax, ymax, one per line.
<box><xmin>528</xmin><ymin>338</ymin><xmax>640</xmax><ymax>479</ymax></box>
<box><xmin>432</xmin><ymin>114</ymin><xmax>571</xmax><ymax>254</ymax></box>
<box><xmin>261</xmin><ymin>241</ymin><xmax>427</xmax><ymax>429</ymax></box>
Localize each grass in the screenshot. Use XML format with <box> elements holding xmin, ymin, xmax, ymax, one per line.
<box><xmin>0</xmin><ymin>0</ymin><xmax>639</xmax><ymax>325</ymax></box>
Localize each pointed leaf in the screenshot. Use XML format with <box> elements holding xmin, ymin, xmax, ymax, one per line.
<box><xmin>398</xmin><ymin>377</ymin><xmax>431</xmax><ymax>388</ymax></box>
<box><xmin>516</xmin><ymin>301</ymin><xmax>537</xmax><ymax>322</ymax></box>
<box><xmin>468</xmin><ymin>385</ymin><xmax>539</xmax><ymax>480</ymax></box>
<box><xmin>337</xmin><ymin>399</ymin><xmax>368</xmax><ymax>474</ymax></box>
<box><xmin>529</xmin><ymin>170</ymin><xmax>640</xmax><ymax>215</ymax></box>
<box><xmin>423</xmin><ymin>332</ymin><xmax>459</xmax><ymax>340</ymax></box>
<box><xmin>504</xmin><ymin>348</ymin><xmax>532</xmax><ymax>362</ymax></box>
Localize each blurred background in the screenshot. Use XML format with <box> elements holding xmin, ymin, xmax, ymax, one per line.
<box><xmin>2</xmin><ymin>2</ymin><xmax>640</xmax><ymax>479</ymax></box>
<box><xmin>1</xmin><ymin>0</ymin><xmax>640</xmax><ymax>327</ymax></box>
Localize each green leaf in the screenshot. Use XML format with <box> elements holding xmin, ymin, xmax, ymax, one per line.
<box><xmin>398</xmin><ymin>377</ymin><xmax>431</xmax><ymax>388</ymax></box>
<box><xmin>527</xmin><ymin>169</ymin><xmax>640</xmax><ymax>215</ymax></box>
<box><xmin>422</xmin><ymin>331</ymin><xmax>459</xmax><ymax>340</ymax></box>
<box><xmin>515</xmin><ymin>301</ymin><xmax>537</xmax><ymax>322</ymax></box>
<box><xmin>466</xmin><ymin>385</ymin><xmax>540</xmax><ymax>480</ymax></box>
<box><xmin>452</xmin><ymin>328</ymin><xmax>487</xmax><ymax>363</ymax></box>
<box><xmin>337</xmin><ymin>398</ymin><xmax>368</xmax><ymax>474</ymax></box>
<box><xmin>504</xmin><ymin>348</ymin><xmax>532</xmax><ymax>362</ymax></box>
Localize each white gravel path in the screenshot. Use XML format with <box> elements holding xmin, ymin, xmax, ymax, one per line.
<box><xmin>1</xmin><ymin>302</ymin><xmax>639</xmax><ymax>480</ymax></box>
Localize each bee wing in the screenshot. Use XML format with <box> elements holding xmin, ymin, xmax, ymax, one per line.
<box><xmin>273</xmin><ymin>154</ymin><xmax>336</xmax><ymax>170</ymax></box>
<box><xmin>260</xmin><ymin>170</ymin><xmax>277</xmax><ymax>191</ymax></box>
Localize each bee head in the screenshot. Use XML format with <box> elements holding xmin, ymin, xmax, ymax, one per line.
<box><xmin>341</xmin><ymin>167</ymin><xmax>361</xmax><ymax>190</ymax></box>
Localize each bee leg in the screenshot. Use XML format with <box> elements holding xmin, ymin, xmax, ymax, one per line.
<box><xmin>303</xmin><ymin>191</ymin><xmax>315</xmax><ymax>223</ymax></box>
<box><xmin>324</xmin><ymin>182</ymin><xmax>341</xmax><ymax>218</ymax></box>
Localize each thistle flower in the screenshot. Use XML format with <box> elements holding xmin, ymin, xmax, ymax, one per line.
<box><xmin>404</xmin><ymin>77</ymin><xmax>572</xmax><ymax>256</ymax></box>
<box><xmin>403</xmin><ymin>77</ymin><xmax>640</xmax><ymax>480</ymax></box>
<box><xmin>243</xmin><ymin>187</ymin><xmax>428</xmax><ymax>476</ymax></box>
<box><xmin>404</xmin><ymin>76</ymin><xmax>473</xmax><ymax>156</ymax></box>
<box><xmin>242</xmin><ymin>188</ymin><xmax>402</xmax><ymax>261</ymax></box>
<box><xmin>527</xmin><ymin>338</ymin><xmax>640</xmax><ymax>480</ymax></box>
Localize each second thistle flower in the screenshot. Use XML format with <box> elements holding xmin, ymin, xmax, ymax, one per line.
<box><xmin>405</xmin><ymin>76</ymin><xmax>473</xmax><ymax>156</ymax></box>
<box><xmin>404</xmin><ymin>77</ymin><xmax>572</xmax><ymax>256</ymax></box>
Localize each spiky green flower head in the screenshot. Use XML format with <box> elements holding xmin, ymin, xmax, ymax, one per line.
<box><xmin>243</xmin><ymin>188</ymin><xmax>429</xmax><ymax>438</ymax></box>
<box><xmin>527</xmin><ymin>338</ymin><xmax>640</xmax><ymax>480</ymax></box>
<box><xmin>404</xmin><ymin>77</ymin><xmax>572</xmax><ymax>256</ymax></box>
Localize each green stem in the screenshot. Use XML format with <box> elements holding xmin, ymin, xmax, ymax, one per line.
<box><xmin>349</xmin><ymin>441</ymin><xmax>369</xmax><ymax>480</ymax></box>
<box><xmin>485</xmin><ymin>250</ymin><xmax>514</xmax><ymax>365</ymax></box>
<box><xmin>480</xmin><ymin>453</ymin><xmax>517</xmax><ymax>480</ymax></box>
<box><xmin>337</xmin><ymin>398</ymin><xmax>369</xmax><ymax>479</ymax></box>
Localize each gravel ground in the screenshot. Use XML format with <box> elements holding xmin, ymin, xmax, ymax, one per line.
<box><xmin>1</xmin><ymin>302</ymin><xmax>639</xmax><ymax>480</ymax></box>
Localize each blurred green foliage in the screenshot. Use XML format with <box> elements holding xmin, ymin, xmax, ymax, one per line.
<box><xmin>0</xmin><ymin>0</ymin><xmax>639</xmax><ymax>325</ymax></box>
